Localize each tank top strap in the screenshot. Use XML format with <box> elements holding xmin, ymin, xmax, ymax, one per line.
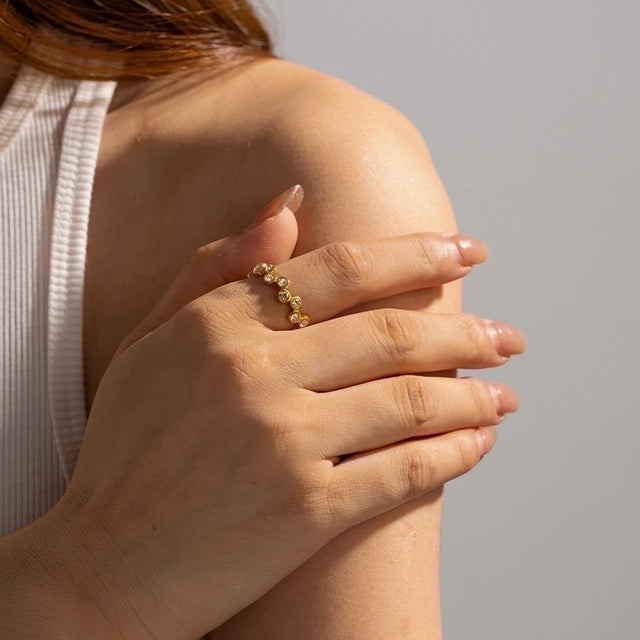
<box><xmin>48</xmin><ymin>72</ymin><xmax>117</xmax><ymax>479</ymax></box>
<box><xmin>0</xmin><ymin>65</ymin><xmax>115</xmax><ymax>534</ymax></box>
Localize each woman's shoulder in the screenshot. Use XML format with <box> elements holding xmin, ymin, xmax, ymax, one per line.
<box><xmin>86</xmin><ymin>58</ymin><xmax>455</xmax><ymax>402</ymax></box>
<box><xmin>148</xmin><ymin>57</ymin><xmax>425</xmax><ymax>151</ymax></box>
<box><xmin>102</xmin><ymin>57</ymin><xmax>444</xmax><ymax>236</ymax></box>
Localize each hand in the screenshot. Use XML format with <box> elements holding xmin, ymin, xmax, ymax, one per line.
<box><xmin>36</xmin><ymin>189</ymin><xmax>524</xmax><ymax>639</ymax></box>
<box><xmin>115</xmin><ymin>185</ymin><xmax>303</xmax><ymax>355</ymax></box>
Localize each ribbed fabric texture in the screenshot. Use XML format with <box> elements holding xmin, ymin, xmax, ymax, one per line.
<box><xmin>0</xmin><ymin>66</ymin><xmax>115</xmax><ymax>536</ymax></box>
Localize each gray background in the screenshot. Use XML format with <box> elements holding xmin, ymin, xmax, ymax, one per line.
<box><xmin>261</xmin><ymin>1</ymin><xmax>639</xmax><ymax>638</ymax></box>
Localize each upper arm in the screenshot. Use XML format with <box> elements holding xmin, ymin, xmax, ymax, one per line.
<box><xmin>210</xmin><ymin>64</ymin><xmax>459</xmax><ymax>639</ymax></box>
<box><xmin>255</xmin><ymin>64</ymin><xmax>461</xmax><ymax>314</ymax></box>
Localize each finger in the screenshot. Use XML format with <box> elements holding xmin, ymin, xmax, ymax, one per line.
<box><xmin>244</xmin><ymin>232</ymin><xmax>487</xmax><ymax>329</ymax></box>
<box><xmin>116</xmin><ymin>186</ymin><xmax>302</xmax><ymax>355</ymax></box>
<box><xmin>286</xmin><ymin>310</ymin><xmax>526</xmax><ymax>390</ymax></box>
<box><xmin>315</xmin><ymin>377</ymin><xmax>517</xmax><ymax>457</ymax></box>
<box><xmin>327</xmin><ymin>426</ymin><xmax>497</xmax><ymax>531</ymax></box>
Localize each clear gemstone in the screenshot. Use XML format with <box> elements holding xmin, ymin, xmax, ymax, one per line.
<box><xmin>289</xmin><ymin>311</ymin><xmax>301</xmax><ymax>324</ymax></box>
<box><xmin>289</xmin><ymin>296</ymin><xmax>302</xmax><ymax>310</ymax></box>
<box><xmin>298</xmin><ymin>315</ymin><xmax>310</xmax><ymax>328</ymax></box>
<box><xmin>264</xmin><ymin>273</ymin><xmax>277</xmax><ymax>284</ymax></box>
<box><xmin>277</xmin><ymin>277</ymin><xmax>289</xmax><ymax>288</ymax></box>
<box><xmin>252</xmin><ymin>263</ymin><xmax>268</xmax><ymax>276</ymax></box>
<box><xmin>278</xmin><ymin>289</ymin><xmax>291</xmax><ymax>303</ymax></box>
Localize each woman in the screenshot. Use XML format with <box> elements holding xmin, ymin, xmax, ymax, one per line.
<box><xmin>0</xmin><ymin>2</ymin><xmax>525</xmax><ymax>638</ymax></box>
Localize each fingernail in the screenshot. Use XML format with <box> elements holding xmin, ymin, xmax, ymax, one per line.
<box><xmin>486</xmin><ymin>321</ymin><xmax>527</xmax><ymax>357</ymax></box>
<box><xmin>476</xmin><ymin>426</ymin><xmax>497</xmax><ymax>459</ymax></box>
<box><xmin>245</xmin><ymin>185</ymin><xmax>304</xmax><ymax>231</ymax></box>
<box><xmin>489</xmin><ymin>383</ymin><xmax>520</xmax><ymax>416</ymax></box>
<box><xmin>451</xmin><ymin>235</ymin><xmax>488</xmax><ymax>267</ymax></box>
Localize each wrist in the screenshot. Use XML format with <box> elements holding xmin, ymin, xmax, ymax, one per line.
<box><xmin>0</xmin><ymin>497</ymin><xmax>154</xmax><ymax>639</ymax></box>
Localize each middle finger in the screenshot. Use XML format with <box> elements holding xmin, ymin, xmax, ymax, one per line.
<box><xmin>283</xmin><ymin>309</ymin><xmax>525</xmax><ymax>391</ymax></box>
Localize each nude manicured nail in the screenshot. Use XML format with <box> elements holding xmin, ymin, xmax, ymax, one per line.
<box><xmin>245</xmin><ymin>185</ymin><xmax>304</xmax><ymax>231</ymax></box>
<box><xmin>489</xmin><ymin>383</ymin><xmax>520</xmax><ymax>416</ymax></box>
<box><xmin>486</xmin><ymin>321</ymin><xmax>527</xmax><ymax>357</ymax></box>
<box><xmin>451</xmin><ymin>235</ymin><xmax>488</xmax><ymax>267</ymax></box>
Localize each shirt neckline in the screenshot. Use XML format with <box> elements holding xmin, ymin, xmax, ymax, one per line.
<box><xmin>0</xmin><ymin>65</ymin><xmax>51</xmax><ymax>153</ymax></box>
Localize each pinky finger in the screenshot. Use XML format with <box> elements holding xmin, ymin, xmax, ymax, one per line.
<box><xmin>328</xmin><ymin>426</ymin><xmax>496</xmax><ymax>529</ymax></box>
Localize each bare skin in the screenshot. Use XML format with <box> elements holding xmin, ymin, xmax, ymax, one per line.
<box><xmin>86</xmin><ymin>58</ymin><xmax>490</xmax><ymax>638</ymax></box>
<box><xmin>0</xmin><ymin>56</ymin><xmax>525</xmax><ymax>637</ymax></box>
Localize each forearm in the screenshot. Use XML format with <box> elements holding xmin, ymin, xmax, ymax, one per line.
<box><xmin>0</xmin><ymin>502</ymin><xmax>152</xmax><ymax>640</ymax></box>
<box><xmin>213</xmin><ymin>494</ymin><xmax>444</xmax><ymax>639</ymax></box>
<box><xmin>0</xmin><ymin>512</ymin><xmax>97</xmax><ymax>639</ymax></box>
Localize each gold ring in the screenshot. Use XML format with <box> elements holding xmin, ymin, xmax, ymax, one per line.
<box><xmin>248</xmin><ymin>263</ymin><xmax>310</xmax><ymax>328</ymax></box>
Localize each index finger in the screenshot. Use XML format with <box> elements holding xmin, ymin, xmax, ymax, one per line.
<box><xmin>245</xmin><ymin>232</ymin><xmax>487</xmax><ymax>329</ymax></box>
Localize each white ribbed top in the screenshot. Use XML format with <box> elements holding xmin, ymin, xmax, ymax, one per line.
<box><xmin>0</xmin><ymin>66</ymin><xmax>115</xmax><ymax>536</ymax></box>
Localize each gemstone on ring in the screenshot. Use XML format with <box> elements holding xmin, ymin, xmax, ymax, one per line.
<box><xmin>278</xmin><ymin>289</ymin><xmax>292</xmax><ymax>303</ymax></box>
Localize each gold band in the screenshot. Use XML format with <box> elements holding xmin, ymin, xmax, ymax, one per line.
<box><xmin>248</xmin><ymin>263</ymin><xmax>311</xmax><ymax>328</ymax></box>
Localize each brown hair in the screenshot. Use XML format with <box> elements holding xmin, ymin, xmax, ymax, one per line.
<box><xmin>0</xmin><ymin>1</ymin><xmax>273</xmax><ymax>80</ymax></box>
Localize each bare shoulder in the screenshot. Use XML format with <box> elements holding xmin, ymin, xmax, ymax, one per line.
<box><xmin>86</xmin><ymin>59</ymin><xmax>458</xmax><ymax>401</ymax></box>
<box><xmin>200</xmin><ymin>58</ymin><xmax>457</xmax><ymax>244</ymax></box>
<box><xmin>103</xmin><ymin>58</ymin><xmax>457</xmax><ymax>242</ymax></box>
<box><xmin>226</xmin><ymin>58</ymin><xmax>457</xmax><ymax>246</ymax></box>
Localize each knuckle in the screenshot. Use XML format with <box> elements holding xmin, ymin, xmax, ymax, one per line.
<box><xmin>285</xmin><ymin>466</ymin><xmax>338</xmax><ymax>539</ymax></box>
<box><xmin>186</xmin><ymin>244</ymin><xmax>222</xmax><ymax>288</ymax></box>
<box><xmin>317</xmin><ymin>241</ymin><xmax>372</xmax><ymax>289</ymax></box>
<box><xmin>466</xmin><ymin>378</ymin><xmax>491</xmax><ymax>420</ymax></box>
<box><xmin>189</xmin><ymin>244</ymin><xmax>212</xmax><ymax>268</ymax></box>
<box><xmin>372</xmin><ymin>309</ymin><xmax>420</xmax><ymax>361</ymax></box>
<box><xmin>174</xmin><ymin>284</ymin><xmax>258</xmax><ymax>341</ymax></box>
<box><xmin>322</xmin><ymin>476</ymin><xmax>351</xmax><ymax>531</ymax></box>
<box><xmin>171</xmin><ymin>295</ymin><xmax>233</xmax><ymax>344</ymax></box>
<box><xmin>266</xmin><ymin>395</ymin><xmax>311</xmax><ymax>451</ymax></box>
<box><xmin>169</xmin><ymin>296</ymin><xmax>265</xmax><ymax>377</ymax></box>
<box><xmin>416</xmin><ymin>235</ymin><xmax>438</xmax><ymax>273</ymax></box>
<box><xmin>399</xmin><ymin>447</ymin><xmax>434</xmax><ymax>497</ymax></box>
<box><xmin>231</xmin><ymin>339</ymin><xmax>273</xmax><ymax>384</ymax></box>
<box><xmin>170</xmin><ymin>298</ymin><xmax>215</xmax><ymax>341</ymax></box>
<box><xmin>458</xmin><ymin>314</ymin><xmax>488</xmax><ymax>361</ymax></box>
<box><xmin>453</xmin><ymin>430</ymin><xmax>481</xmax><ymax>472</ymax></box>
<box><xmin>395</xmin><ymin>376</ymin><xmax>435</xmax><ymax>433</ymax></box>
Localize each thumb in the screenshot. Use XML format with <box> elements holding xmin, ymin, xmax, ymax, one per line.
<box><xmin>116</xmin><ymin>185</ymin><xmax>303</xmax><ymax>356</ymax></box>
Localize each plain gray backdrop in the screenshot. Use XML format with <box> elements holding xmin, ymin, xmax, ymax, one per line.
<box><xmin>261</xmin><ymin>1</ymin><xmax>639</xmax><ymax>638</ymax></box>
